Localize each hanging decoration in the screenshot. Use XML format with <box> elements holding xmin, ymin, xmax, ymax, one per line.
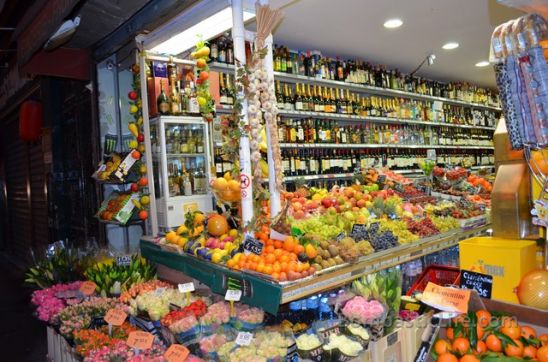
<box><xmin>19</xmin><ymin>100</ymin><xmax>44</xmax><ymax>142</ymax></box>
<box><xmin>191</xmin><ymin>39</ymin><xmax>215</xmax><ymax>123</ymax></box>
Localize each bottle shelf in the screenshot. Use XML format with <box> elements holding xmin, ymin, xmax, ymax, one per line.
<box><xmin>166</xmin><ymin>153</ymin><xmax>206</xmax><ymax>157</ymax></box>
<box><xmin>216</xmin><ymin>106</ymin><xmax>496</xmax><ymax>131</ymax></box>
<box><xmin>140</xmin><ymin>224</ymin><xmax>490</xmax><ymax>314</ymax></box>
<box><xmin>279</xmin><ymin>143</ymin><xmax>495</xmax><ymax>150</ymax></box>
<box><xmin>209</xmin><ymin>62</ymin><xmax>502</xmax><ymax>112</ymax></box>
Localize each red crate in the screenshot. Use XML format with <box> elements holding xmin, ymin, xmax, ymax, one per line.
<box><xmin>406</xmin><ymin>265</ymin><xmax>461</xmax><ymax>295</ymax></box>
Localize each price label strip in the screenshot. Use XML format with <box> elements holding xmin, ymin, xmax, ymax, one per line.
<box><xmin>164</xmin><ymin>344</ymin><xmax>190</xmax><ymax>362</ymax></box>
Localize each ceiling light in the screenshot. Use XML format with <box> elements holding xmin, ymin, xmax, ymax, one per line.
<box><xmin>383</xmin><ymin>18</ymin><xmax>403</xmax><ymax>29</ymax></box>
<box><xmin>150</xmin><ymin>7</ymin><xmax>255</xmax><ymax>55</ymax></box>
<box><xmin>475</xmin><ymin>61</ymin><xmax>490</xmax><ymax>67</ymax></box>
<box><xmin>442</xmin><ymin>42</ymin><xmax>459</xmax><ymax>50</ymax></box>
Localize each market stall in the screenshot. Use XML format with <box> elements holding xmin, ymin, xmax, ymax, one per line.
<box><xmin>24</xmin><ymin>1</ymin><xmax>548</xmax><ymax>362</ymax></box>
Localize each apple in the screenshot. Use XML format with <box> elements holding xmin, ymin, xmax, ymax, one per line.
<box><xmin>131</xmin><ymin>183</ymin><xmax>139</xmax><ymax>192</ymax></box>
<box><xmin>293</xmin><ymin>210</ymin><xmax>305</xmax><ymax>219</ymax></box>
<box><xmin>137</xmin><ymin>134</ymin><xmax>144</xmax><ymax>142</ymax></box>
<box><xmin>352</xmin><ymin>207</ymin><xmax>360</xmax><ymax>212</ymax></box>
<box><xmin>344</xmin><ymin>188</ymin><xmax>355</xmax><ymax>198</ymax></box>
<box><xmin>343</xmin><ymin>211</ymin><xmax>355</xmax><ymax>221</ymax></box>
<box><xmin>322</xmin><ymin>198</ymin><xmax>334</xmax><ymax>208</ymax></box>
<box><xmin>292</xmin><ymin>202</ymin><xmax>303</xmax><ymax>211</ymax></box>
<box><xmin>337</xmin><ymin>197</ymin><xmax>346</xmax><ymax>206</ymax></box>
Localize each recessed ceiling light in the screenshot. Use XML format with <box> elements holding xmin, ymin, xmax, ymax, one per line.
<box><xmin>475</xmin><ymin>61</ymin><xmax>490</xmax><ymax>67</ymax></box>
<box><xmin>383</xmin><ymin>18</ymin><xmax>403</xmax><ymax>29</ymax></box>
<box><xmin>442</xmin><ymin>42</ymin><xmax>459</xmax><ymax>50</ymax></box>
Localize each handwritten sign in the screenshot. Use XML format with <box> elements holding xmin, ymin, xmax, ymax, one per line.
<box><xmin>236</xmin><ymin>332</ymin><xmax>253</xmax><ymax>346</ymax></box>
<box><xmin>104</xmin><ymin>309</ymin><xmax>127</xmax><ymax>326</ymax></box>
<box><xmin>422</xmin><ymin>282</ymin><xmax>471</xmax><ymax>314</ymax></box>
<box><xmin>336</xmin><ymin>232</ymin><xmax>346</xmax><ymax>242</ymax></box>
<box><xmin>225</xmin><ymin>289</ymin><xmax>242</xmax><ymax>301</ymax></box>
<box><xmin>126</xmin><ymin>331</ymin><xmax>154</xmax><ymax>350</ymax></box>
<box><xmin>79</xmin><ymin>281</ymin><xmax>97</xmax><ymax>296</ymax></box>
<box><xmin>164</xmin><ymin>344</ymin><xmax>190</xmax><ymax>362</ymax></box>
<box><xmin>178</xmin><ymin>283</ymin><xmax>195</xmax><ymax>293</ymax></box>
<box><xmin>459</xmin><ymin>270</ymin><xmax>493</xmax><ymax>299</ymax></box>
<box><xmin>242</xmin><ymin>234</ymin><xmax>263</xmax><ymax>255</ymax></box>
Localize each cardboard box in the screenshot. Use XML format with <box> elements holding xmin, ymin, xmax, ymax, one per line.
<box><xmin>459</xmin><ymin>236</ymin><xmax>537</xmax><ymax>303</ymax></box>
<box><xmin>369</xmin><ymin>328</ymin><xmax>403</xmax><ymax>362</ymax></box>
<box><xmin>401</xmin><ymin>314</ymin><xmax>432</xmax><ymax>362</ymax></box>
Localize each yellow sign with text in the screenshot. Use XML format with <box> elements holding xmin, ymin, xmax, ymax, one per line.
<box><xmin>183</xmin><ymin>202</ymin><xmax>198</xmax><ymax>214</ymax></box>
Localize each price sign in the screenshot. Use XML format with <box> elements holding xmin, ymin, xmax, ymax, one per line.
<box><xmin>235</xmin><ymin>332</ymin><xmax>253</xmax><ymax>346</ymax></box>
<box><xmin>336</xmin><ymin>232</ymin><xmax>346</xmax><ymax>241</ymax></box>
<box><xmin>116</xmin><ymin>255</ymin><xmax>132</xmax><ymax>267</ymax></box>
<box><xmin>394</xmin><ymin>183</ymin><xmax>405</xmax><ymax>193</ymax></box>
<box><xmin>459</xmin><ymin>270</ymin><xmax>493</xmax><ymax>299</ymax></box>
<box><xmin>104</xmin><ymin>309</ymin><xmax>127</xmax><ymax>326</ymax></box>
<box><xmin>242</xmin><ymin>234</ymin><xmax>263</xmax><ymax>255</ymax></box>
<box><xmin>79</xmin><ymin>281</ymin><xmax>97</xmax><ymax>296</ymax></box>
<box><xmin>126</xmin><ymin>331</ymin><xmax>154</xmax><ymax>350</ymax></box>
<box><xmin>377</xmin><ymin>174</ymin><xmax>387</xmax><ymax>184</ymax></box>
<box><xmin>178</xmin><ymin>283</ymin><xmax>195</xmax><ymax>293</ymax></box>
<box><xmin>422</xmin><ymin>282</ymin><xmax>471</xmax><ymax>314</ymax></box>
<box><xmin>164</xmin><ymin>344</ymin><xmax>190</xmax><ymax>362</ymax></box>
<box><xmin>225</xmin><ymin>289</ymin><xmax>242</xmax><ymax>301</ymax></box>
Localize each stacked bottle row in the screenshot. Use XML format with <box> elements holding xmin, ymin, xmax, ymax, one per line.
<box><xmin>166</xmin><ymin>161</ymin><xmax>208</xmax><ymax>197</ymax></box>
<box><xmin>209</xmin><ymin>34</ymin><xmax>499</xmax><ymax>106</ymax></box>
<box><xmin>154</xmin><ymin>128</ymin><xmax>205</xmax><ymax>155</ymax></box>
<box><xmin>280</xmin><ymin>149</ymin><xmax>494</xmax><ymax>177</ymax></box>
<box><xmin>274</xmin><ymin>82</ymin><xmax>497</xmax><ymax>127</ymax></box>
<box><xmin>214</xmin><ymin>148</ymin><xmax>234</xmax><ymax>178</ymax></box>
<box><xmin>277</xmin><ymin>118</ymin><xmax>494</xmax><ymax>147</ymax></box>
<box><xmin>154</xmin><ymin>58</ymin><xmax>201</xmax><ymax>116</ymax></box>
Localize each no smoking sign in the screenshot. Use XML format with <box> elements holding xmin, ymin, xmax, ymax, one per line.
<box><xmin>239</xmin><ymin>174</ymin><xmax>250</xmax><ymax>189</ymax></box>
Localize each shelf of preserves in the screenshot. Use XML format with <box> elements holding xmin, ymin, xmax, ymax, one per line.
<box><xmin>209</xmin><ymin>62</ymin><xmax>502</xmax><ymax>112</ymax></box>
<box><xmin>279</xmin><ymin>143</ymin><xmax>494</xmax><ymax>150</ymax></box>
<box><xmin>215</xmin><ymin>106</ymin><xmax>495</xmax><ymax>131</ymax></box>
<box><xmin>140</xmin><ymin>224</ymin><xmax>489</xmax><ymax>314</ymax></box>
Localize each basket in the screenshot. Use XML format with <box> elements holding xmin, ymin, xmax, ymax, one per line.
<box><xmin>406</xmin><ymin>265</ymin><xmax>461</xmax><ymax>296</ymax></box>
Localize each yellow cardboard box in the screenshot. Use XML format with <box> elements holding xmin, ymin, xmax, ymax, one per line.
<box><xmin>459</xmin><ymin>237</ymin><xmax>537</xmax><ymax>303</ymax></box>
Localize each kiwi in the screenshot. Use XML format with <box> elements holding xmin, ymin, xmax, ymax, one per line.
<box><xmin>328</xmin><ymin>245</ymin><xmax>339</xmax><ymax>257</ymax></box>
<box><xmin>334</xmin><ymin>256</ymin><xmax>344</xmax><ymax>265</ymax></box>
<box><xmin>328</xmin><ymin>258</ymin><xmax>337</xmax><ymax>267</ymax></box>
<box><xmin>312</xmin><ymin>263</ymin><xmax>323</xmax><ymax>271</ymax></box>
<box><xmin>320</xmin><ymin>240</ymin><xmax>330</xmax><ymax>250</ymax></box>
<box><xmin>315</xmin><ymin>255</ymin><xmax>323</xmax><ymax>263</ymax></box>
<box><xmin>322</xmin><ymin>250</ymin><xmax>331</xmax><ymax>259</ymax></box>
<box><xmin>321</xmin><ymin>260</ymin><xmax>330</xmax><ymax>269</ymax></box>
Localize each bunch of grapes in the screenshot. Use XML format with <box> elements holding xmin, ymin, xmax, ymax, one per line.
<box><xmin>378</xmin><ymin>219</ymin><xmax>419</xmax><ymax>244</ymax></box>
<box><xmin>370</xmin><ymin>231</ymin><xmax>399</xmax><ymax>251</ymax></box>
<box><xmin>405</xmin><ymin>217</ymin><xmax>440</xmax><ymax>237</ymax></box>
<box><xmin>430</xmin><ymin>215</ymin><xmax>460</xmax><ymax>232</ymax></box>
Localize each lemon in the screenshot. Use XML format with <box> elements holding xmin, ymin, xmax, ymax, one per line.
<box><xmin>227</xmin><ymin>179</ymin><xmax>240</xmax><ymax>192</ymax></box>
<box><xmin>212</xmin><ymin>177</ymin><xmax>228</xmax><ymax>191</ymax></box>
<box><xmin>139</xmin><ymin>164</ymin><xmax>147</xmax><ymax>174</ymax></box>
<box><xmin>223</xmin><ymin>172</ymin><xmax>233</xmax><ymax>181</ymax></box>
<box><xmin>140</xmin><ymin>195</ymin><xmax>150</xmax><ymax>205</ymax></box>
<box><xmin>129</xmin><ymin>140</ymin><xmax>138</xmax><ymax>149</ymax></box>
<box><xmin>197</xmin><ymin>96</ymin><xmax>207</xmax><ymax>107</ymax></box>
<box><xmin>129</xmin><ymin>105</ymin><xmax>139</xmax><ymax>114</ymax></box>
<box><xmin>176</xmin><ymin>225</ymin><xmax>188</xmax><ymax>235</ymax></box>
<box><xmin>229</xmin><ymin>229</ymin><xmax>238</xmax><ymax>237</ymax></box>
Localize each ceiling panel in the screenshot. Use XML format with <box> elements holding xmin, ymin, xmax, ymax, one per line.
<box><xmin>268</xmin><ymin>0</ymin><xmax>524</xmax><ymax>88</ymax></box>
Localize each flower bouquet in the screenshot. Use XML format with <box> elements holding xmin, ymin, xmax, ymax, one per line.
<box><xmin>199</xmin><ymin>301</ymin><xmax>230</xmax><ymax>335</ymax></box>
<box><xmin>340</xmin><ymin>296</ymin><xmax>387</xmax><ymax>341</ymax></box>
<box><xmin>231</xmin><ymin>305</ymin><xmax>264</xmax><ymax>331</ymax></box>
<box><xmin>170</xmin><ymin>314</ymin><xmax>201</xmax><ymax>344</ymax></box>
<box><xmin>83</xmin><ymin>340</ymin><xmax>166</xmax><ymax>362</ymax></box>
<box><xmin>30</xmin><ymin>281</ymin><xmax>83</xmax><ymax>324</ymax></box>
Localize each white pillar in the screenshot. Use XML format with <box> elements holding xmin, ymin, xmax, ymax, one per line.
<box><xmin>232</xmin><ymin>0</ymin><xmax>254</xmax><ymax>226</ymax></box>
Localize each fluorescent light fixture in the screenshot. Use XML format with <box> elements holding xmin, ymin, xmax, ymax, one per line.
<box><xmin>150</xmin><ymin>7</ymin><xmax>255</xmax><ymax>55</ymax></box>
<box><xmin>383</xmin><ymin>18</ymin><xmax>403</xmax><ymax>29</ymax></box>
<box><xmin>442</xmin><ymin>42</ymin><xmax>459</xmax><ymax>50</ymax></box>
<box><xmin>475</xmin><ymin>61</ymin><xmax>490</xmax><ymax>67</ymax></box>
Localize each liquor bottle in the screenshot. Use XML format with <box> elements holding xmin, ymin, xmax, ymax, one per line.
<box><xmin>182</xmin><ymin>169</ymin><xmax>192</xmax><ymax>196</ymax></box>
<box><xmin>274</xmin><ymin>45</ymin><xmax>281</xmax><ymax>72</ymax></box>
<box><xmin>219</xmin><ymin>73</ymin><xmax>228</xmax><ymax>105</ymax></box>
<box><xmin>307</xmin><ymin>84</ymin><xmax>314</xmax><ymax>112</ymax></box>
<box><xmin>226</xmin><ymin>36</ymin><xmax>234</xmax><ymax>64</ymax></box>
<box><xmin>218</xmin><ymin>36</ymin><xmax>226</xmax><ymax>63</ymax></box>
<box><xmin>196</xmin><ymin>131</ymin><xmax>204</xmax><ymax>153</ymax></box>
<box><xmin>157</xmin><ymin>79</ymin><xmax>170</xmax><ymax>115</ymax></box>
<box><xmin>284</xmin><ymin>84</ymin><xmax>294</xmax><ymax>111</ymax></box>
<box><xmin>295</xmin><ymin>84</ymin><xmax>303</xmax><ymax>111</ymax></box>
<box><xmin>296</xmin><ymin>119</ymin><xmax>305</xmax><ymax>142</ymax></box>
<box><xmin>170</xmin><ymin>81</ymin><xmax>180</xmax><ymax>114</ymax></box>
<box><xmin>276</xmin><ymin>81</ymin><xmax>285</xmax><ymax>110</ymax></box>
<box><xmin>215</xmin><ymin>149</ymin><xmax>223</xmax><ymax>177</ymax></box>
<box><xmin>210</xmin><ymin>40</ymin><xmax>219</xmax><ymax>62</ymax></box>
<box><xmin>225</xmin><ymin>75</ymin><xmax>234</xmax><ymax>105</ymax></box>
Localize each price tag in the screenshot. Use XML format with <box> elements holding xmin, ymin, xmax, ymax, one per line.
<box><xmin>164</xmin><ymin>344</ymin><xmax>190</xmax><ymax>362</ymax></box>
<box><xmin>104</xmin><ymin>309</ymin><xmax>127</xmax><ymax>326</ymax></box>
<box><xmin>79</xmin><ymin>281</ymin><xmax>97</xmax><ymax>296</ymax></box>
<box><xmin>127</xmin><ymin>331</ymin><xmax>154</xmax><ymax>350</ymax></box>
<box><xmin>422</xmin><ymin>282</ymin><xmax>471</xmax><ymax>314</ymax></box>
<box><xmin>242</xmin><ymin>234</ymin><xmax>263</xmax><ymax>255</ymax></box>
<box><xmin>336</xmin><ymin>232</ymin><xmax>346</xmax><ymax>242</ymax></box>
<box><xmin>225</xmin><ymin>289</ymin><xmax>242</xmax><ymax>301</ymax></box>
<box><xmin>394</xmin><ymin>183</ymin><xmax>405</xmax><ymax>193</ymax></box>
<box><xmin>377</xmin><ymin>174</ymin><xmax>387</xmax><ymax>184</ymax></box>
<box><xmin>116</xmin><ymin>255</ymin><xmax>132</xmax><ymax>267</ymax></box>
<box><xmin>235</xmin><ymin>332</ymin><xmax>253</xmax><ymax>346</ymax></box>
<box><xmin>459</xmin><ymin>270</ymin><xmax>493</xmax><ymax>299</ymax></box>
<box><xmin>178</xmin><ymin>283</ymin><xmax>195</xmax><ymax>293</ymax></box>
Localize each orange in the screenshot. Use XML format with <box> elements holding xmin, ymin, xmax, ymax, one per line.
<box><xmin>271</xmin><ymin>272</ymin><xmax>279</xmax><ymax>280</ymax></box>
<box><xmin>279</xmin><ymin>272</ymin><xmax>287</xmax><ymax>281</ymax></box>
<box><xmin>540</xmin><ymin>334</ymin><xmax>548</xmax><ymax>347</ymax></box>
<box><xmin>263</xmin><ymin>265</ymin><xmax>273</xmax><ymax>275</ymax></box>
<box><xmin>273</xmin><ymin>249</ymin><xmax>283</xmax><ymax>259</ymax></box>
<box><xmin>475</xmin><ymin>310</ymin><xmax>491</xmax><ymax>328</ymax></box>
<box><xmin>226</xmin><ymin>259</ymin><xmax>236</xmax><ymax>268</ymax></box>
<box><xmin>283</xmin><ymin>237</ymin><xmax>296</xmax><ymax>252</ymax></box>
<box><xmin>521</xmin><ymin>325</ymin><xmax>537</xmax><ymax>339</ymax></box>
<box><xmin>265</xmin><ymin>245</ymin><xmax>275</xmax><ymax>254</ymax></box>
<box><xmin>501</xmin><ymin>318</ymin><xmax>521</xmax><ymax>340</ymax></box>
<box><xmin>475</xmin><ymin>341</ymin><xmax>486</xmax><ymax>354</ymax></box>
<box><xmin>288</xmin><ymin>253</ymin><xmax>297</xmax><ymax>261</ymax></box>
<box><xmin>280</xmin><ymin>262</ymin><xmax>289</xmax><ymax>272</ymax></box>
<box><xmin>538</xmin><ymin>345</ymin><xmax>548</xmax><ymax>362</ymax></box>
<box><xmin>452</xmin><ymin>337</ymin><xmax>470</xmax><ymax>355</ymax></box>
<box><xmin>476</xmin><ymin>324</ymin><xmax>485</xmax><ymax>340</ymax></box>
<box><xmin>280</xmin><ymin>255</ymin><xmax>290</xmax><ymax>263</ymax></box>
<box><xmin>446</xmin><ymin>328</ymin><xmax>455</xmax><ymax>341</ymax></box>
<box><xmin>294</xmin><ymin>244</ymin><xmax>305</xmax><ymax>254</ymax></box>
<box><xmin>256</xmin><ymin>263</ymin><xmax>265</xmax><ymax>273</ymax></box>
<box><xmin>523</xmin><ymin>345</ymin><xmax>537</xmax><ymax>358</ymax></box>
<box><xmin>272</xmin><ymin>263</ymin><xmax>281</xmax><ymax>273</ymax></box>
<box><xmin>434</xmin><ymin>340</ymin><xmax>451</xmax><ymax>355</ymax></box>
<box><xmin>288</xmin><ymin>261</ymin><xmax>297</xmax><ymax>272</ymax></box>
<box><xmin>485</xmin><ymin>334</ymin><xmax>502</xmax><ymax>352</ymax></box>
<box><xmin>256</xmin><ymin>231</ymin><xmax>268</xmax><ymax>243</ymax></box>
<box><xmin>504</xmin><ymin>338</ymin><xmax>523</xmax><ymax>357</ymax></box>
<box><xmin>274</xmin><ymin>240</ymin><xmax>283</xmax><ymax>249</ymax></box>
<box><xmin>265</xmin><ymin>254</ymin><xmax>276</xmax><ymax>264</ymax></box>
<box><xmin>459</xmin><ymin>355</ymin><xmax>479</xmax><ymax>362</ymax></box>
<box><xmin>437</xmin><ymin>353</ymin><xmax>458</xmax><ymax>362</ymax></box>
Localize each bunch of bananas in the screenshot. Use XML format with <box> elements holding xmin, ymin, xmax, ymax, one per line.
<box><xmin>84</xmin><ymin>255</ymin><xmax>156</xmax><ymax>297</ymax></box>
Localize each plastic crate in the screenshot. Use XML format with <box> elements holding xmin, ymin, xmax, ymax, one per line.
<box><xmin>406</xmin><ymin>265</ymin><xmax>461</xmax><ymax>295</ymax></box>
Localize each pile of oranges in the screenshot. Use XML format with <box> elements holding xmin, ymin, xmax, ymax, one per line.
<box><xmin>435</xmin><ymin>309</ymin><xmax>548</xmax><ymax>362</ymax></box>
<box><xmin>226</xmin><ymin>228</ymin><xmax>318</xmax><ymax>282</ymax></box>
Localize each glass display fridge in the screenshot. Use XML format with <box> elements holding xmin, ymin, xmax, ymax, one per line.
<box><xmin>150</xmin><ymin>115</ymin><xmax>213</xmax><ymax>230</ymax></box>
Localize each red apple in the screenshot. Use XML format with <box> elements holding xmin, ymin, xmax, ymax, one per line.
<box><xmin>137</xmin><ymin>134</ymin><xmax>144</xmax><ymax>142</ymax></box>
<box><xmin>357</xmin><ymin>199</ymin><xmax>366</xmax><ymax>208</ymax></box>
<box><xmin>131</xmin><ymin>183</ymin><xmax>139</xmax><ymax>192</ymax></box>
<box><xmin>128</xmin><ymin>90</ymin><xmax>138</xmax><ymax>100</ymax></box>
<box><xmin>321</xmin><ymin>198</ymin><xmax>334</xmax><ymax>208</ymax></box>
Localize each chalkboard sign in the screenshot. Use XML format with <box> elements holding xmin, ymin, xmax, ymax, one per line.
<box><xmin>336</xmin><ymin>232</ymin><xmax>346</xmax><ymax>241</ymax></box>
<box><xmin>116</xmin><ymin>255</ymin><xmax>132</xmax><ymax>267</ymax></box>
<box><xmin>377</xmin><ymin>175</ymin><xmax>387</xmax><ymax>184</ymax></box>
<box><xmin>394</xmin><ymin>183</ymin><xmax>405</xmax><ymax>193</ymax></box>
<box><xmin>243</xmin><ymin>234</ymin><xmax>264</xmax><ymax>255</ymax></box>
<box><xmin>459</xmin><ymin>270</ymin><xmax>493</xmax><ymax>299</ymax></box>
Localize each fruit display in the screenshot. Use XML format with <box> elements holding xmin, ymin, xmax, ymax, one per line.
<box><xmin>435</xmin><ymin>309</ymin><xmax>548</xmax><ymax>361</ymax></box>
<box><xmin>211</xmin><ymin>172</ymin><xmax>242</xmax><ymax>204</ymax></box>
<box><xmin>84</xmin><ymin>255</ymin><xmax>156</xmax><ymax>297</ymax></box>
<box><xmin>96</xmin><ymin>192</ymin><xmax>139</xmax><ymax>224</ymax></box>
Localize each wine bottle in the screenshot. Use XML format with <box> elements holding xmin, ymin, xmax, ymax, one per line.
<box><xmin>157</xmin><ymin>79</ymin><xmax>170</xmax><ymax>115</ymax></box>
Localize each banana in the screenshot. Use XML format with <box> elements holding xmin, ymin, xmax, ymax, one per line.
<box><xmin>131</xmin><ymin>199</ymin><xmax>142</xmax><ymax>209</ymax></box>
<box><xmin>259</xmin><ymin>158</ymin><xmax>269</xmax><ymax>178</ymax></box>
